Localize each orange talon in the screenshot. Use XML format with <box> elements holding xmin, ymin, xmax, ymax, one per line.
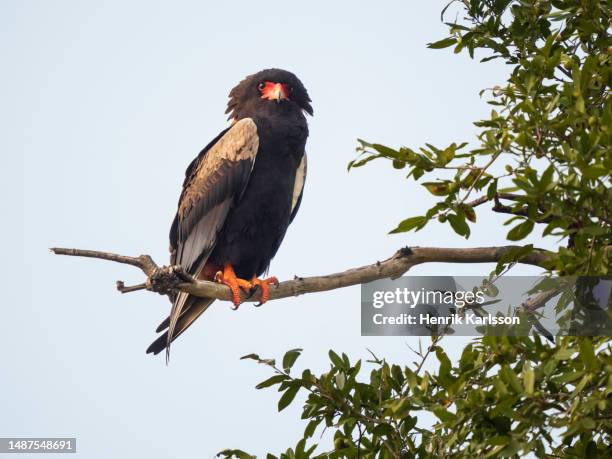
<box><xmin>214</xmin><ymin>264</ymin><xmax>253</xmax><ymax>309</ymax></box>
<box><xmin>250</xmin><ymin>276</ymin><xmax>279</xmax><ymax>306</ymax></box>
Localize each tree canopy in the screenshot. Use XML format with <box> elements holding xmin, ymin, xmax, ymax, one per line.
<box><xmin>220</xmin><ymin>1</ymin><xmax>611</xmax><ymax>457</ymax></box>
<box><xmin>350</xmin><ymin>0</ymin><xmax>611</xmax><ymax>275</ymax></box>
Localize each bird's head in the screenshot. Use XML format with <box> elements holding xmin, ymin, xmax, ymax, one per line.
<box><xmin>226</xmin><ymin>68</ymin><xmax>313</xmax><ymax>121</ymax></box>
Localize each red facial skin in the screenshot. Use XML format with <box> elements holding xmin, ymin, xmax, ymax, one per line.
<box><xmin>259</xmin><ymin>81</ymin><xmax>290</xmax><ymax>101</ymax></box>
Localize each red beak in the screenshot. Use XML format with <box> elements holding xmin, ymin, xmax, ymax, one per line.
<box><xmin>260</xmin><ymin>82</ymin><xmax>289</xmax><ymax>101</ymax></box>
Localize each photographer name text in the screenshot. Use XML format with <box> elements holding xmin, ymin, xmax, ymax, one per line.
<box><xmin>372</xmin><ymin>312</ymin><xmax>520</xmax><ymax>326</ymax></box>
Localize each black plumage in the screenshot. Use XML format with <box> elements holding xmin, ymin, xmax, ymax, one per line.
<box><xmin>147</xmin><ymin>69</ymin><xmax>312</xmax><ymax>357</ymax></box>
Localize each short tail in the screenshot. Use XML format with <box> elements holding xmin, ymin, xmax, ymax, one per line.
<box><xmin>146</xmin><ymin>295</ymin><xmax>215</xmax><ymax>357</ymax></box>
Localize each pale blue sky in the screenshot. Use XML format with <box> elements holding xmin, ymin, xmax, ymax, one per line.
<box><xmin>1</xmin><ymin>1</ymin><xmax>553</xmax><ymax>457</ymax></box>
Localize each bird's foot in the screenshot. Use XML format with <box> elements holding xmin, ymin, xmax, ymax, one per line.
<box><xmin>214</xmin><ymin>264</ymin><xmax>253</xmax><ymax>309</ymax></box>
<box><xmin>147</xmin><ymin>265</ymin><xmax>193</xmax><ymax>295</ymax></box>
<box><xmin>250</xmin><ymin>276</ymin><xmax>279</xmax><ymax>306</ymax></box>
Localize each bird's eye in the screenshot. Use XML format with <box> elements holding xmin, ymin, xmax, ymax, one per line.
<box><xmin>258</xmin><ymin>82</ymin><xmax>266</xmax><ymax>91</ymax></box>
<box><xmin>288</xmin><ymin>85</ymin><xmax>294</xmax><ymax>93</ymax></box>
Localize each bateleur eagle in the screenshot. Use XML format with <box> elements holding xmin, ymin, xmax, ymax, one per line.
<box><xmin>146</xmin><ymin>69</ymin><xmax>312</xmax><ymax>358</ymax></box>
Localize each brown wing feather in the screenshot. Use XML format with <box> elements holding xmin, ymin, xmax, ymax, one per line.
<box><xmin>175</xmin><ymin>118</ymin><xmax>259</xmax><ymax>273</ymax></box>
<box><xmin>148</xmin><ymin>118</ymin><xmax>259</xmax><ymax>359</ymax></box>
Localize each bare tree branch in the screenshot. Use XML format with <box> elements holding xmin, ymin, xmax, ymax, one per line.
<box><xmin>51</xmin><ymin>248</ymin><xmax>158</xmax><ymax>276</ymax></box>
<box><xmin>466</xmin><ymin>192</ymin><xmax>558</xmax><ymax>224</ymax></box>
<box><xmin>50</xmin><ymin>245</ymin><xmax>555</xmax><ymax>304</ymax></box>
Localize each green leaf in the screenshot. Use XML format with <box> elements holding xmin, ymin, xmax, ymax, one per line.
<box><xmin>433</xmin><ymin>407</ymin><xmax>457</xmax><ymax>423</ymax></box>
<box><xmin>347</xmin><ymin>154</ymin><xmax>378</xmax><ymax>170</ymax></box>
<box><xmin>372</xmin><ymin>423</ymin><xmax>395</xmax><ymax>436</ymax></box>
<box><xmin>328</xmin><ymin>350</ymin><xmax>344</xmax><ymax>369</ymax></box>
<box><xmin>487</xmin><ymin>179</ymin><xmax>498</xmax><ymax>199</ymax></box>
<box><xmin>256</xmin><ymin>374</ymin><xmax>287</xmax><ymax>390</ymax></box>
<box><xmin>579</xmin><ymin>339</ymin><xmax>599</xmax><ymax>371</ymax></box>
<box><xmin>501</xmin><ymin>365</ymin><xmax>523</xmax><ymax>394</ymax></box>
<box><xmin>389</xmin><ymin>216</ymin><xmax>426</xmax><ymax>234</ymax></box>
<box><xmin>495</xmin><ymin>245</ymin><xmax>534</xmax><ymax>274</ymax></box>
<box><xmin>217</xmin><ymin>449</ymin><xmax>256</xmax><ymax>459</ymax></box>
<box><xmin>481</xmin><ymin>279</ymin><xmax>499</xmax><ymax>297</ymax></box>
<box><xmin>427</xmin><ymin>37</ymin><xmax>458</xmax><ymax>49</ymax></box>
<box><xmin>583</xmin><ymin>165</ymin><xmax>607</xmax><ymax>179</ymax></box>
<box><xmin>436</xmin><ymin>144</ymin><xmax>457</xmax><ymax>165</ymax></box>
<box><xmin>403</xmin><ymin>415</ymin><xmax>418</xmax><ymax>432</ymax></box>
<box><xmin>506</xmin><ymin>220</ymin><xmax>534</xmax><ymax>241</ymax></box>
<box><xmin>554</xmin><ymin>348</ymin><xmax>575</xmax><ymax>360</ymax></box>
<box><xmin>372</xmin><ymin>143</ymin><xmax>400</xmax><ymax>158</ymax></box>
<box><xmin>391</xmin><ymin>396</ymin><xmax>411</xmax><ymax>417</ymax></box>
<box><xmin>304</xmin><ymin>419</ymin><xmax>319</xmax><ymax>439</ymax></box>
<box><xmin>447</xmin><ymin>213</ymin><xmax>470</xmax><ymax>238</ymax></box>
<box><xmin>488</xmin><ymin>436</ymin><xmax>510</xmax><ymax>446</ymax></box>
<box><xmin>240</xmin><ymin>353</ymin><xmax>260</xmax><ymax>361</ymax></box>
<box><xmin>282</xmin><ymin>348</ymin><xmax>303</xmax><ymax>371</ymax></box>
<box><xmin>278</xmin><ymin>384</ymin><xmax>301</xmax><ymax>411</ymax></box>
<box><xmin>552</xmin><ymin>371</ymin><xmax>584</xmax><ymax>384</ymax></box>
<box><xmin>522</xmin><ymin>362</ymin><xmax>535</xmax><ymax>396</ymax></box>
<box><xmin>459</xmin><ymin>204</ymin><xmax>476</xmax><ymax>223</ymax></box>
<box><xmin>539</xmin><ymin>165</ymin><xmax>555</xmax><ymax>191</ymax></box>
<box><xmin>423</xmin><ymin>181</ymin><xmax>454</xmax><ymax>196</ymax></box>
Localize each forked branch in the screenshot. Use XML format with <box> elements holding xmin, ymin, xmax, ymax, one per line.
<box><xmin>50</xmin><ymin>245</ymin><xmax>554</xmax><ymax>304</ymax></box>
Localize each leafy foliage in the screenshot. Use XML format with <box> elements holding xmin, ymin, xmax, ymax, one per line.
<box><xmin>219</xmin><ymin>337</ymin><xmax>611</xmax><ymax>458</ymax></box>
<box><xmin>220</xmin><ymin>1</ymin><xmax>611</xmax><ymax>457</ymax></box>
<box><xmin>349</xmin><ymin>0</ymin><xmax>611</xmax><ymax>275</ymax></box>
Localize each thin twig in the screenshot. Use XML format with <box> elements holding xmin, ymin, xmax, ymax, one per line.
<box><xmin>116</xmin><ymin>281</ymin><xmax>148</xmax><ymax>293</ymax></box>
<box><xmin>414</xmin><ymin>335</ymin><xmax>443</xmax><ymax>375</ymax></box>
<box><xmin>466</xmin><ymin>192</ymin><xmax>525</xmax><ymax>208</ymax></box>
<box><xmin>458</xmin><ymin>151</ymin><xmax>501</xmax><ymax>205</ymax></box>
